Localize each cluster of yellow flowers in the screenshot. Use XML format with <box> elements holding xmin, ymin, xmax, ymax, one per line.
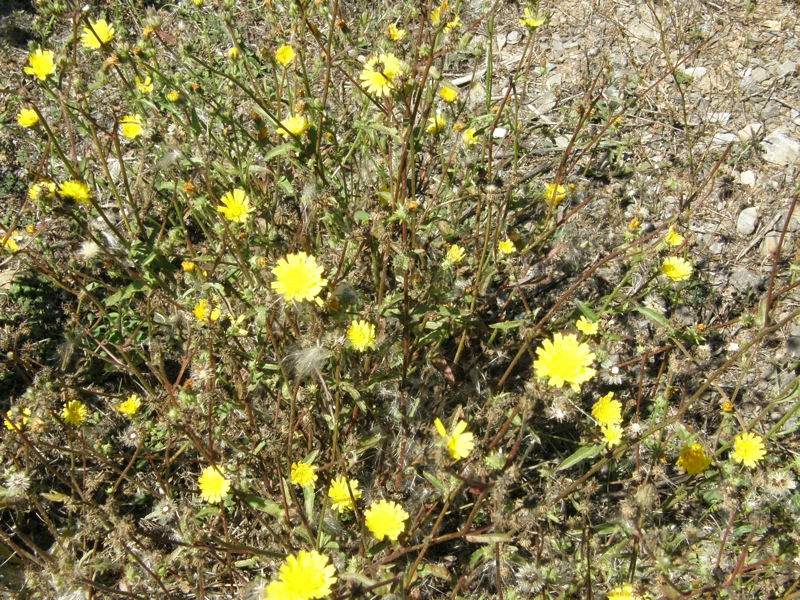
<box><xmin>591</xmin><ymin>392</ymin><xmax>624</xmax><ymax>448</ymax></box>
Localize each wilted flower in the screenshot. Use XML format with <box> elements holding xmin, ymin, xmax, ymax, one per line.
<box><xmin>4</xmin><ymin>408</ymin><xmax>31</xmax><ymax>431</ymax></box>
<box><xmin>135</xmin><ymin>75</ymin><xmax>153</xmax><ymax>93</ymax></box>
<box><xmin>28</xmin><ymin>181</ymin><xmax>56</xmax><ymax>201</ymax></box>
<box><xmin>227</xmin><ymin>47</ymin><xmax>240</xmax><ymax>61</ymax></box>
<box><xmin>425</xmin><ymin>112</ymin><xmax>446</xmax><ymax>134</ymax></box>
<box><xmin>520</xmin><ymin>8</ymin><xmax>545</xmax><ymax>28</ymax></box>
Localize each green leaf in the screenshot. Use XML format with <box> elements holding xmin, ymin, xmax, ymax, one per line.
<box><xmin>244</xmin><ymin>495</ymin><xmax>283</xmax><ymax>518</ymax></box>
<box><xmin>557</xmin><ymin>444</ymin><xmax>604</xmax><ymax>471</ymax></box>
<box><xmin>576</xmin><ymin>301</ymin><xmax>597</xmax><ymax>321</ymax></box>
<box><xmin>490</xmin><ymin>320</ymin><xmax>524</xmax><ymax>331</ymax></box>
<box><xmin>265</xmin><ymin>143</ymin><xmax>293</xmax><ymax>161</ymax></box>
<box><xmin>354</xmin><ymin>210</ymin><xmax>370</xmax><ymax>222</ymax></box>
<box><xmin>634</xmin><ymin>305</ymin><xmax>670</xmax><ymax>328</ymax></box>
<box><xmin>105</xmin><ymin>281</ymin><xmax>145</xmax><ymax>307</ymax></box>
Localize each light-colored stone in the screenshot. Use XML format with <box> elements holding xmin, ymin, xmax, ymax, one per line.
<box><xmin>712</xmin><ymin>133</ymin><xmax>739</xmax><ymax>147</ymax></box>
<box><xmin>682</xmin><ymin>66</ymin><xmax>707</xmax><ymax>80</ymax></box>
<box><xmin>737</xmin><ymin>123</ymin><xmax>763</xmax><ymax>142</ymax></box>
<box><xmin>492</xmin><ymin>127</ymin><xmax>508</xmax><ymax>139</ymax></box>
<box><xmin>761</xmin><ymin>130</ymin><xmax>800</xmax><ymax>165</ymax></box>
<box><xmin>506</xmin><ymin>30</ymin><xmax>521</xmax><ymax>45</ymax></box>
<box><xmin>761</xmin><ymin>231</ymin><xmax>783</xmax><ymax>255</ymax></box>
<box><xmin>739</xmin><ymin>171</ymin><xmax>756</xmax><ymax>186</ymax></box>
<box><xmin>737</xmin><ymin>207</ymin><xmax>759</xmax><ymax>236</ymax></box>
<box><xmin>775</xmin><ymin>60</ymin><xmax>797</xmax><ymax>77</ymax></box>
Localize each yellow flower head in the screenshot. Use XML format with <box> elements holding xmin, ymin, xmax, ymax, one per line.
<box><xmin>62</xmin><ymin>400</ymin><xmax>88</xmax><ymax>426</ymax></box>
<box><xmin>430</xmin><ymin>0</ymin><xmax>448</xmax><ymax>26</ymax></box>
<box><xmin>660</xmin><ymin>256</ymin><xmax>693</xmax><ymax>281</ymax></box>
<box><xmin>365</xmin><ymin>499</ymin><xmax>409</xmax><ymax>541</ymax></box>
<box><xmin>676</xmin><ymin>443</ymin><xmax>711</xmax><ymax>476</ymax></box>
<box><xmin>275</xmin><ymin>44</ymin><xmax>295</xmax><ymax>66</ymax></box>
<box><xmin>17</xmin><ymin>108</ymin><xmax>39</xmax><ymax>128</ymax></box>
<box><xmin>607</xmin><ymin>583</ymin><xmax>641</xmax><ymax>600</ymax></box>
<box><xmin>181</xmin><ymin>260</ymin><xmax>196</xmax><ymax>272</ymax></box>
<box><xmin>386</xmin><ymin>23</ymin><xmax>407</xmax><ymax>41</ymax></box>
<box><xmin>24</xmin><ymin>49</ymin><xmax>56</xmax><ymax>81</ymax></box>
<box><xmin>347</xmin><ymin>320</ymin><xmax>376</xmax><ymax>352</ymax></box>
<box><xmin>328</xmin><ymin>476</ymin><xmax>361</xmax><ymax>512</ymax></box>
<box><xmin>277</xmin><ymin>115</ymin><xmax>310</xmax><ymax>139</ymax></box>
<box><xmin>445</xmin><ymin>244</ymin><xmax>466</xmax><ymax>266</ymax></box>
<box><xmin>117</xmin><ymin>394</ymin><xmax>141</xmax><ymax>416</ymax></box>
<box><xmin>81</xmin><ymin>19</ymin><xmax>115</xmax><ymax>50</ymax></box>
<box><xmin>426</xmin><ymin>112</ymin><xmax>447</xmax><ymax>134</ymax></box>
<box><xmin>439</xmin><ymin>86</ymin><xmax>458</xmax><ymax>103</ymax></box>
<box><xmin>58</xmin><ymin>180</ymin><xmax>92</xmax><ymax>204</ymax></box>
<box><xmin>544</xmin><ymin>183</ymin><xmax>568</xmax><ymax>205</ymax></box>
<box><xmin>576</xmin><ymin>316</ymin><xmax>599</xmax><ymax>336</ymax></box>
<box><xmin>193</xmin><ymin>298</ymin><xmax>221</xmax><ymax>322</ymax></box>
<box><xmin>290</xmin><ymin>462</ymin><xmax>318</xmax><ymax>487</ymax></box>
<box><xmin>533</xmin><ymin>332</ymin><xmax>596</xmax><ymax>392</ymax></box>
<box><xmin>217</xmin><ymin>188</ymin><xmax>254</xmax><ymax>223</ymax></box>
<box><xmin>601</xmin><ymin>423</ymin><xmax>624</xmax><ymax>448</ymax></box>
<box><xmin>227</xmin><ymin>46</ymin><xmax>240</xmax><ymax>61</ymax></box>
<box><xmin>520</xmin><ymin>8</ymin><xmax>545</xmax><ymax>29</ymax></box>
<box><xmin>591</xmin><ymin>392</ymin><xmax>622</xmax><ymax>427</ymax></box>
<box><xmin>434</xmin><ymin>418</ymin><xmax>474</xmax><ymax>460</ymax></box>
<box><xmin>444</xmin><ymin>15</ymin><xmax>461</xmax><ymax>33</ymax></box>
<box><xmin>263</xmin><ymin>550</ymin><xmax>336</xmax><ymax>600</ymax></box>
<box><xmin>120</xmin><ymin>114</ymin><xmax>144</xmax><ymax>139</ymax></box>
<box><xmin>664</xmin><ymin>226</ymin><xmax>685</xmax><ymax>247</ymax></box>
<box><xmin>3</xmin><ymin>232</ymin><xmax>20</xmax><ymax>253</ymax></box>
<box><xmin>198</xmin><ymin>465</ymin><xmax>230</xmax><ymax>503</ymax></box>
<box><xmin>167</xmin><ymin>91</ymin><xmax>180</xmax><ymax>102</ymax></box>
<box><xmin>731</xmin><ymin>432</ymin><xmax>766</xmax><ymax>468</ymax></box>
<box><xmin>360</xmin><ymin>53</ymin><xmax>405</xmax><ymax>97</ymax></box>
<box><xmin>462</xmin><ymin>127</ymin><xmax>478</xmax><ymax>146</ymax></box>
<box><xmin>29</xmin><ymin>181</ymin><xmax>56</xmax><ymax>201</ymax></box>
<box><xmin>498</xmin><ymin>238</ymin><xmax>515</xmax><ymax>256</ymax></box>
<box><xmin>270</xmin><ymin>252</ymin><xmax>327</xmax><ymax>302</ymax></box>
<box><xmin>135</xmin><ymin>75</ymin><xmax>154</xmax><ymax>94</ymax></box>
<box><xmin>4</xmin><ymin>408</ymin><xmax>31</xmax><ymax>431</ymax></box>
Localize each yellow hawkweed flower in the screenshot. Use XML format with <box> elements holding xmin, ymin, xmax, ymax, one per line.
<box><xmin>430</xmin><ymin>0</ymin><xmax>448</xmax><ymax>26</ymax></box>
<box><xmin>498</xmin><ymin>238</ymin><xmax>515</xmax><ymax>255</ymax></box>
<box><xmin>439</xmin><ymin>86</ymin><xmax>458</xmax><ymax>103</ymax></box>
<box><xmin>607</xmin><ymin>583</ymin><xmax>641</xmax><ymax>600</ymax></box>
<box><xmin>58</xmin><ymin>180</ymin><xmax>92</xmax><ymax>204</ymax></box>
<box><xmin>520</xmin><ymin>8</ymin><xmax>545</xmax><ymax>28</ymax></box>
<box><xmin>275</xmin><ymin>44</ymin><xmax>295</xmax><ymax>66</ymax></box>
<box><xmin>167</xmin><ymin>91</ymin><xmax>180</xmax><ymax>102</ymax></box>
<box><xmin>731</xmin><ymin>432</ymin><xmax>766</xmax><ymax>468</ymax></box>
<box><xmin>119</xmin><ymin>114</ymin><xmax>144</xmax><ymax>139</ymax></box>
<box><xmin>62</xmin><ymin>400</ymin><xmax>88</xmax><ymax>426</ymax></box>
<box><xmin>347</xmin><ymin>320</ymin><xmax>376</xmax><ymax>352</ymax></box>
<box><xmin>444</xmin><ymin>15</ymin><xmax>461</xmax><ymax>33</ymax></box>
<box><xmin>81</xmin><ymin>19</ymin><xmax>115</xmax><ymax>50</ymax></box>
<box><xmin>425</xmin><ymin>112</ymin><xmax>446</xmax><ymax>134</ymax></box>
<box><xmin>445</xmin><ymin>244</ymin><xmax>466</xmax><ymax>265</ymax></box>
<box><xmin>24</xmin><ymin>49</ymin><xmax>56</xmax><ymax>81</ymax></box>
<box><xmin>217</xmin><ymin>188</ymin><xmax>254</xmax><ymax>223</ymax></box>
<box><xmin>359</xmin><ymin>53</ymin><xmax>405</xmax><ymax>97</ymax></box>
<box><xmin>290</xmin><ymin>462</ymin><xmax>318</xmax><ymax>487</ymax></box>
<box><xmin>533</xmin><ymin>332</ymin><xmax>596</xmax><ymax>392</ymax></box>
<box><xmin>544</xmin><ymin>183</ymin><xmax>568</xmax><ymax>204</ymax></box>
<box><xmin>364</xmin><ymin>499</ymin><xmax>409</xmax><ymax>541</ymax></box>
<box><xmin>29</xmin><ymin>181</ymin><xmax>56</xmax><ymax>200</ymax></box>
<box><xmin>277</xmin><ymin>115</ymin><xmax>310</xmax><ymax>139</ymax></box>
<box><xmin>591</xmin><ymin>392</ymin><xmax>622</xmax><ymax>427</ymax></box>
<box><xmin>227</xmin><ymin>47</ymin><xmax>240</xmax><ymax>61</ymax></box>
<box><xmin>328</xmin><ymin>476</ymin><xmax>361</xmax><ymax>512</ymax></box>
<box><xmin>262</xmin><ymin>550</ymin><xmax>336</xmax><ymax>600</ymax></box>
<box><xmin>2</xmin><ymin>232</ymin><xmax>20</xmax><ymax>253</ymax></box>
<box><xmin>462</xmin><ymin>127</ymin><xmax>478</xmax><ymax>146</ymax></box>
<box><xmin>193</xmin><ymin>299</ymin><xmax>221</xmax><ymax>322</ymax></box>
<box><xmin>135</xmin><ymin>75</ymin><xmax>154</xmax><ymax>93</ymax></box>
<box><xmin>117</xmin><ymin>394</ymin><xmax>141</xmax><ymax>416</ymax></box>
<box><xmin>660</xmin><ymin>256</ymin><xmax>693</xmax><ymax>281</ymax></box>
<box><xmin>385</xmin><ymin>23</ymin><xmax>406</xmax><ymax>41</ymax></box>
<box><xmin>601</xmin><ymin>423</ymin><xmax>624</xmax><ymax>448</ymax></box>
<box><xmin>17</xmin><ymin>109</ymin><xmax>39</xmax><ymax>128</ymax></box>
<box><xmin>181</xmin><ymin>261</ymin><xmax>196</xmax><ymax>272</ymax></box>
<box><xmin>198</xmin><ymin>466</ymin><xmax>230</xmax><ymax>503</ymax></box>
<box><xmin>664</xmin><ymin>227</ymin><xmax>685</xmax><ymax>247</ymax></box>
<box><xmin>434</xmin><ymin>418</ymin><xmax>474</xmax><ymax>460</ymax></box>
<box><xmin>270</xmin><ymin>252</ymin><xmax>327</xmax><ymax>302</ymax></box>
<box><xmin>4</xmin><ymin>408</ymin><xmax>31</xmax><ymax>431</ymax></box>
<box><xmin>676</xmin><ymin>443</ymin><xmax>711</xmax><ymax>476</ymax></box>
<box><xmin>576</xmin><ymin>316</ymin><xmax>599</xmax><ymax>336</ymax></box>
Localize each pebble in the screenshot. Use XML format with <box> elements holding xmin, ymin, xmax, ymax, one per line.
<box><xmin>682</xmin><ymin>66</ymin><xmax>707</xmax><ymax>81</ymax></box>
<box><xmin>729</xmin><ymin>266</ymin><xmax>763</xmax><ymax>293</ymax></box>
<box><xmin>761</xmin><ymin>130</ymin><xmax>800</xmax><ymax>165</ymax></box>
<box><xmin>506</xmin><ymin>30</ymin><xmax>521</xmax><ymax>45</ymax></box>
<box><xmin>739</xmin><ymin>171</ymin><xmax>756</xmax><ymax>186</ymax></box>
<box><xmin>712</xmin><ymin>133</ymin><xmax>739</xmax><ymax>147</ymax></box>
<box><xmin>775</xmin><ymin>209</ymin><xmax>800</xmax><ymax>232</ymax></box>
<box><xmin>737</xmin><ymin>123</ymin><xmax>763</xmax><ymax>142</ymax></box>
<box><xmin>737</xmin><ymin>207</ymin><xmax>759</xmax><ymax>236</ymax></box>
<box><xmin>774</xmin><ymin>60</ymin><xmax>797</xmax><ymax>77</ymax></box>
<box><xmin>761</xmin><ymin>231</ymin><xmax>784</xmax><ymax>256</ymax></box>
<box><xmin>492</xmin><ymin>127</ymin><xmax>508</xmax><ymax>139</ymax></box>
<box><xmin>740</xmin><ymin>66</ymin><xmax>770</xmax><ymax>88</ymax></box>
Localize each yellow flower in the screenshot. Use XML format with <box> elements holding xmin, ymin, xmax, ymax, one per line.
<box><xmin>81</xmin><ymin>19</ymin><xmax>115</xmax><ymax>50</ymax></box>
<box><xmin>119</xmin><ymin>114</ymin><xmax>144</xmax><ymax>139</ymax></box>
<box><xmin>607</xmin><ymin>583</ymin><xmax>641</xmax><ymax>600</ymax></box>
<box><xmin>385</xmin><ymin>23</ymin><xmax>406</xmax><ymax>41</ymax></box>
<box><xmin>135</xmin><ymin>75</ymin><xmax>154</xmax><ymax>93</ymax></box>
<box><xmin>24</xmin><ymin>49</ymin><xmax>55</xmax><ymax>81</ymax></box>
<box><xmin>28</xmin><ymin>181</ymin><xmax>56</xmax><ymax>201</ymax></box>
<box><xmin>227</xmin><ymin>47</ymin><xmax>240</xmax><ymax>61</ymax></box>
<box><xmin>181</xmin><ymin>260</ymin><xmax>196</xmax><ymax>272</ymax></box>
<box><xmin>601</xmin><ymin>423</ymin><xmax>624</xmax><ymax>448</ymax></box>
<box><xmin>544</xmin><ymin>183</ymin><xmax>567</xmax><ymax>204</ymax></box>
<box><xmin>290</xmin><ymin>462</ymin><xmax>318</xmax><ymax>487</ymax></box>
<box><xmin>193</xmin><ymin>298</ymin><xmax>221</xmax><ymax>322</ymax></box>
<box><xmin>498</xmin><ymin>239</ymin><xmax>515</xmax><ymax>255</ymax></box>
<box><xmin>434</xmin><ymin>418</ymin><xmax>474</xmax><ymax>460</ymax></box>
<box><xmin>445</xmin><ymin>244</ymin><xmax>466</xmax><ymax>265</ymax></box>
<box><xmin>277</xmin><ymin>115</ymin><xmax>310</xmax><ymax>139</ymax></box>
<box><xmin>676</xmin><ymin>443</ymin><xmax>711</xmax><ymax>476</ymax></box>
<box><xmin>444</xmin><ymin>15</ymin><xmax>461</xmax><ymax>33</ymax></box>
<box><xmin>430</xmin><ymin>0</ymin><xmax>448</xmax><ymax>26</ymax></box>
<box><xmin>360</xmin><ymin>53</ymin><xmax>405</xmax><ymax>97</ymax></box>
<box><xmin>576</xmin><ymin>316</ymin><xmax>599</xmax><ymax>336</ymax></box>
<box><xmin>439</xmin><ymin>86</ymin><xmax>458</xmax><ymax>103</ymax></box>
<box><xmin>117</xmin><ymin>394</ymin><xmax>141</xmax><ymax>416</ymax></box>
<box><xmin>731</xmin><ymin>432</ymin><xmax>766</xmax><ymax>468</ymax></box>
<box><xmin>62</xmin><ymin>400</ymin><xmax>88</xmax><ymax>426</ymax></box>
<box><xmin>425</xmin><ymin>112</ymin><xmax>446</xmax><ymax>134</ymax></box>
<box><xmin>167</xmin><ymin>91</ymin><xmax>180</xmax><ymax>102</ymax></box>
<box><xmin>17</xmin><ymin>108</ymin><xmax>39</xmax><ymax>128</ymax></box>
<box><xmin>664</xmin><ymin>227</ymin><xmax>685</xmax><ymax>247</ymax></box>
<box><xmin>198</xmin><ymin>465</ymin><xmax>231</xmax><ymax>503</ymax></box>
<box><xmin>347</xmin><ymin>320</ymin><xmax>376</xmax><ymax>352</ymax></box>
<box><xmin>217</xmin><ymin>188</ymin><xmax>254</xmax><ymax>223</ymax></box>
<box><xmin>191</xmin><ymin>0</ymin><xmax>203</xmax><ymax>5</ymax></box>
<box><xmin>462</xmin><ymin>127</ymin><xmax>478</xmax><ymax>146</ymax></box>
<box><xmin>58</xmin><ymin>180</ymin><xmax>92</xmax><ymax>204</ymax></box>
<box><xmin>270</xmin><ymin>252</ymin><xmax>327</xmax><ymax>302</ymax></box>
<box><xmin>591</xmin><ymin>392</ymin><xmax>622</xmax><ymax>427</ymax></box>
<box><xmin>533</xmin><ymin>332</ymin><xmax>596</xmax><ymax>392</ymax></box>
<box><xmin>520</xmin><ymin>8</ymin><xmax>545</xmax><ymax>28</ymax></box>
<box><xmin>3</xmin><ymin>232</ymin><xmax>20</xmax><ymax>253</ymax></box>
<box><xmin>275</xmin><ymin>44</ymin><xmax>295</xmax><ymax>66</ymax></box>
<box><xmin>262</xmin><ymin>550</ymin><xmax>336</xmax><ymax>600</ymax></box>
<box><xmin>364</xmin><ymin>499</ymin><xmax>409</xmax><ymax>541</ymax></box>
<box><xmin>4</xmin><ymin>408</ymin><xmax>31</xmax><ymax>431</ymax></box>
<box><xmin>328</xmin><ymin>476</ymin><xmax>361</xmax><ymax>512</ymax></box>
<box><xmin>660</xmin><ymin>256</ymin><xmax>693</xmax><ymax>281</ymax></box>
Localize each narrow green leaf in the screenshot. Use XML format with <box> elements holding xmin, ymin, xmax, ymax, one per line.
<box><xmin>634</xmin><ymin>305</ymin><xmax>670</xmax><ymax>328</ymax></box>
<box><xmin>557</xmin><ymin>444</ymin><xmax>604</xmax><ymax>471</ymax></box>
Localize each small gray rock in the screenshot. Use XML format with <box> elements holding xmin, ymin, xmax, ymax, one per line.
<box><xmin>774</xmin><ymin>209</ymin><xmax>800</xmax><ymax>232</ymax></box>
<box><xmin>739</xmin><ymin>170</ymin><xmax>756</xmax><ymax>186</ymax></box>
<box><xmin>737</xmin><ymin>207</ymin><xmax>759</xmax><ymax>236</ymax></box>
<box><xmin>729</xmin><ymin>266</ymin><xmax>762</xmax><ymax>293</ymax></box>
<box><xmin>775</xmin><ymin>60</ymin><xmax>797</xmax><ymax>77</ymax></box>
<box><xmin>737</xmin><ymin>123</ymin><xmax>763</xmax><ymax>142</ymax></box>
<box><xmin>761</xmin><ymin>130</ymin><xmax>800</xmax><ymax>165</ymax></box>
<box><xmin>761</xmin><ymin>231</ymin><xmax>783</xmax><ymax>255</ymax></box>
